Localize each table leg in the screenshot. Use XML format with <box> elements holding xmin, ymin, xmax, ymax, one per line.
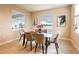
<box><xmin>45</xmin><ymin>37</ymin><xmax>48</xmax><ymax>54</ymax></box>
<box><xmin>48</xmin><ymin>38</ymin><xmax>50</xmax><ymax>45</ymax></box>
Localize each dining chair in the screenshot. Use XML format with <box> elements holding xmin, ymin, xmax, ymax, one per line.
<box><xmin>24</xmin><ymin>32</ymin><xmax>33</xmax><ymax>50</ymax></box>
<box><xmin>19</xmin><ymin>29</ymin><xmax>25</xmax><ymax>42</ymax></box>
<box><xmin>50</xmin><ymin>34</ymin><xmax>59</xmax><ymax>54</ymax></box>
<box><xmin>34</xmin><ymin>34</ymin><xmax>45</xmax><ymax>54</ymax></box>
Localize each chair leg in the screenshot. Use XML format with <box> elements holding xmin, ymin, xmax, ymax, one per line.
<box><xmin>35</xmin><ymin>43</ymin><xmax>38</xmax><ymax>52</ymax></box>
<box><xmin>19</xmin><ymin>36</ymin><xmax>21</xmax><ymax>42</ymax></box>
<box><xmin>57</xmin><ymin>43</ymin><xmax>59</xmax><ymax>49</ymax></box>
<box><xmin>22</xmin><ymin>34</ymin><xmax>25</xmax><ymax>46</ymax></box>
<box><xmin>42</xmin><ymin>44</ymin><xmax>44</xmax><ymax>54</ymax></box>
<box><xmin>24</xmin><ymin>41</ymin><xmax>28</xmax><ymax>48</ymax></box>
<box><xmin>45</xmin><ymin>44</ymin><xmax>48</xmax><ymax>54</ymax></box>
<box><xmin>19</xmin><ymin>35</ymin><xmax>23</xmax><ymax>41</ymax></box>
<box><xmin>30</xmin><ymin>41</ymin><xmax>32</xmax><ymax>51</ymax></box>
<box><xmin>55</xmin><ymin>43</ymin><xmax>59</xmax><ymax>54</ymax></box>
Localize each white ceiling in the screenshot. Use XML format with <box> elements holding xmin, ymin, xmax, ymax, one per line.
<box><xmin>15</xmin><ymin>4</ymin><xmax>70</xmax><ymax>12</ymax></box>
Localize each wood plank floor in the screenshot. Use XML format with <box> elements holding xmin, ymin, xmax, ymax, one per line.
<box><xmin>0</xmin><ymin>39</ymin><xmax>78</xmax><ymax>54</ymax></box>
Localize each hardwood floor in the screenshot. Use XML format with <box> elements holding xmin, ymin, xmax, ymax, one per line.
<box><xmin>0</xmin><ymin>39</ymin><xmax>78</xmax><ymax>54</ymax></box>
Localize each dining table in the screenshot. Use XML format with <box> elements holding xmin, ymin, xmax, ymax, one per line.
<box><xmin>22</xmin><ymin>31</ymin><xmax>53</xmax><ymax>54</ymax></box>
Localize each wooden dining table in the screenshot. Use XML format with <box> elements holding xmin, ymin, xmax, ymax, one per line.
<box><xmin>22</xmin><ymin>32</ymin><xmax>53</xmax><ymax>54</ymax></box>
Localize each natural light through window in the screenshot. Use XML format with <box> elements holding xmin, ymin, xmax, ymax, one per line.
<box><xmin>41</xmin><ymin>15</ymin><xmax>52</xmax><ymax>29</ymax></box>
<box><xmin>12</xmin><ymin>10</ymin><xmax>25</xmax><ymax>30</ymax></box>
<box><xmin>75</xmin><ymin>5</ymin><xmax>79</xmax><ymax>33</ymax></box>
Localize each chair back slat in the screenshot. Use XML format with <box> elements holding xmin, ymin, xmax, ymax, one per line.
<box><xmin>35</xmin><ymin>34</ymin><xmax>44</xmax><ymax>44</ymax></box>
<box><xmin>25</xmin><ymin>32</ymin><xmax>32</xmax><ymax>41</ymax></box>
<box><xmin>52</xmin><ymin>34</ymin><xmax>59</xmax><ymax>43</ymax></box>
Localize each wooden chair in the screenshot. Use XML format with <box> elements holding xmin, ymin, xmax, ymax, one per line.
<box><xmin>50</xmin><ymin>34</ymin><xmax>59</xmax><ymax>54</ymax></box>
<box><xmin>24</xmin><ymin>32</ymin><xmax>33</xmax><ymax>50</ymax></box>
<box><xmin>34</xmin><ymin>34</ymin><xmax>45</xmax><ymax>54</ymax></box>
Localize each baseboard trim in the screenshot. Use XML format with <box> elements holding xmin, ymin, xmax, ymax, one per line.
<box><xmin>60</xmin><ymin>38</ymin><xmax>79</xmax><ymax>51</ymax></box>
<box><xmin>60</xmin><ymin>37</ymin><xmax>70</xmax><ymax>40</ymax></box>
<box><xmin>70</xmin><ymin>39</ymin><xmax>79</xmax><ymax>51</ymax></box>
<box><xmin>0</xmin><ymin>38</ymin><xmax>19</xmax><ymax>46</ymax></box>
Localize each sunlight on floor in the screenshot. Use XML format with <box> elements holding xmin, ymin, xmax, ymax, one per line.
<box><xmin>0</xmin><ymin>39</ymin><xmax>78</xmax><ymax>54</ymax></box>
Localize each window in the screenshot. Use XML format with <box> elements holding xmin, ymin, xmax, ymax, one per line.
<box><xmin>12</xmin><ymin>10</ymin><xmax>25</xmax><ymax>30</ymax></box>
<box><xmin>74</xmin><ymin>5</ymin><xmax>79</xmax><ymax>33</ymax></box>
<box><xmin>41</xmin><ymin>15</ymin><xmax>52</xmax><ymax>29</ymax></box>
